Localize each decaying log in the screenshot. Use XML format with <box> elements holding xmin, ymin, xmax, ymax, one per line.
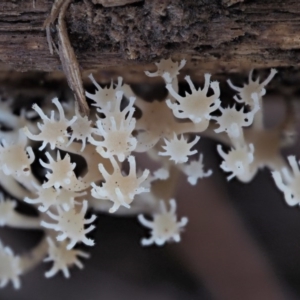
<box><xmin>0</xmin><ymin>0</ymin><xmax>300</xmax><ymax>77</ymax></box>
<box><xmin>92</xmin><ymin>0</ymin><xmax>143</xmax><ymax>7</ymax></box>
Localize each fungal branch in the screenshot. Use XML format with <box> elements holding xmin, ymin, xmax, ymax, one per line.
<box><xmin>0</xmin><ymin>56</ymin><xmax>298</xmax><ymax>290</ymax></box>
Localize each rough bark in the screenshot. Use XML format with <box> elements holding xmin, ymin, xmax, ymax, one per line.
<box><xmin>0</xmin><ymin>0</ymin><xmax>300</xmax><ymax>77</ymax></box>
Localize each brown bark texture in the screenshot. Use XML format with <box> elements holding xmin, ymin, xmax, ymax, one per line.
<box><xmin>0</xmin><ymin>0</ymin><xmax>300</xmax><ymax>77</ymax></box>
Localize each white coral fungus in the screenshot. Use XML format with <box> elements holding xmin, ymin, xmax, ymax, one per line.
<box><xmin>86</xmin><ymin>75</ymin><xmax>123</xmax><ymax>109</ymax></box>
<box><xmin>56</xmin><ymin>189</ymin><xmax>87</xmax><ymax>212</ymax></box>
<box><xmin>91</xmin><ymin>156</ymin><xmax>149</xmax><ymax>213</ymax></box>
<box><xmin>24</xmin><ymin>98</ymin><xmax>77</xmax><ymax>150</ymax></box>
<box><xmin>140</xmin><ymin>167</ymin><xmax>170</xmax><ymax>191</ymax></box>
<box><xmin>166</xmin><ymin>75</ymin><xmax>221</xmax><ymax>123</ymax></box>
<box><xmin>159</xmin><ymin>133</ymin><xmax>200</xmax><ymax>164</ymax></box>
<box><xmin>0</xmin><ymin>57</ymin><xmax>292</xmax><ymax>290</ymax></box>
<box><xmin>217</xmin><ymin>143</ymin><xmax>255</xmax><ymax>181</ymax></box>
<box><xmin>25</xmin><ymin>182</ymin><xmax>85</xmax><ymax>212</ymax></box>
<box><xmin>153</xmin><ymin>168</ymin><xmax>170</xmax><ymax>180</ymax></box>
<box><xmin>0</xmin><ymin>195</ymin><xmax>16</xmax><ymax>226</ymax></box>
<box><xmin>0</xmin><ymin>98</ymin><xmax>22</xmax><ymax>129</ymax></box>
<box><xmin>91</xmin><ymin>110</ymin><xmax>137</xmax><ymax>162</ymax></box>
<box><xmin>212</xmin><ymin>93</ymin><xmax>260</xmax><ymax>138</ymax></box>
<box><xmin>0</xmin><ymin>130</ymin><xmax>35</xmax><ymax>177</ymax></box>
<box><xmin>145</xmin><ymin>58</ymin><xmax>186</xmax><ymax>83</ymax></box>
<box><xmin>227</xmin><ymin>69</ymin><xmax>277</xmax><ymax>107</ymax></box>
<box><xmin>95</xmin><ymin>90</ymin><xmax>136</xmax><ymax>130</ymax></box>
<box><xmin>24</xmin><ymin>183</ymin><xmax>57</xmax><ymax>212</ymax></box>
<box><xmin>44</xmin><ymin>237</ymin><xmax>89</xmax><ymax>278</ymax></box>
<box><xmin>67</xmin><ymin>105</ymin><xmax>94</xmax><ymax>152</ymax></box>
<box><xmin>0</xmin><ymin>240</ymin><xmax>22</xmax><ymax>289</ymax></box>
<box><xmin>138</xmin><ymin>199</ymin><xmax>188</xmax><ymax>246</ymax></box>
<box><xmin>180</xmin><ymin>154</ymin><xmax>212</xmax><ymax>185</ymax></box>
<box><xmin>40</xmin><ymin>151</ymin><xmax>76</xmax><ymax>189</ymax></box>
<box><xmin>41</xmin><ymin>200</ymin><xmax>96</xmax><ymax>250</ymax></box>
<box><xmin>272</xmin><ymin>156</ymin><xmax>300</xmax><ymax>206</ymax></box>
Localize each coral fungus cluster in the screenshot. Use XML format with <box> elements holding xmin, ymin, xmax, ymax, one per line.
<box><xmin>0</xmin><ymin>58</ymin><xmax>296</xmax><ymax>289</ymax></box>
